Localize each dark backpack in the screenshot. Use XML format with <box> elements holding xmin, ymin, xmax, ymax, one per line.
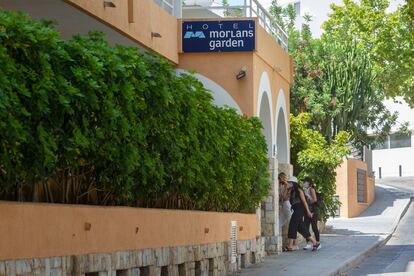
<box><xmin>315</xmin><ymin>190</ymin><xmax>323</xmax><ymax>208</ymax></box>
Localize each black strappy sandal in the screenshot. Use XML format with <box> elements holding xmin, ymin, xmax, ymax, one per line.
<box><xmin>283</xmin><ymin>246</ymin><xmax>294</xmax><ymax>252</ymax></box>
<box><xmin>312</xmin><ymin>243</ymin><xmax>321</xmax><ymax>251</ymax></box>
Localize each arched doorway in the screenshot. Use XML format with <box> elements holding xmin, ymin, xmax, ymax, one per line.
<box><xmin>257</xmin><ymin>72</ymin><xmax>274</xmax><ymax>157</ymax></box>
<box><xmin>259</xmin><ymin>94</ymin><xmax>273</xmax><ymax>157</ymax></box>
<box><xmin>276</xmin><ymin>108</ymin><xmax>288</xmax><ymax>163</ymax></box>
<box><xmin>275</xmin><ymin>90</ymin><xmax>289</xmax><ymax>163</ymax></box>
<box><xmin>175</xmin><ymin>69</ymin><xmax>242</xmax><ymax>114</ymax></box>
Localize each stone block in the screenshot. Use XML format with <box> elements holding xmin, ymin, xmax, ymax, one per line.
<box><xmin>206</xmin><ymin>243</ymin><xmax>217</xmax><ymax>258</ymax></box>
<box><xmin>265</xmin><ymin>210</ymin><xmax>276</xmax><ymax>224</ymax></box>
<box><xmin>154</xmin><ymin>247</ymin><xmax>169</xmax><ymax>267</ymax></box>
<box><xmin>265</xmin><ymin>202</ymin><xmax>274</xmax><ymax>212</ymax></box>
<box><xmin>237</xmin><ymin>241</ymin><xmax>246</xmax><ymax>254</ymax></box>
<box><xmin>5</xmin><ymin>260</ymin><xmax>16</xmax><ymax>276</ymax></box>
<box><xmin>250</xmin><ymin>239</ymin><xmax>256</xmax><ymax>252</ymax></box>
<box><xmin>49</xmin><ymin>257</ymin><xmax>62</xmax><ymax>269</ymax></box>
<box><xmin>50</xmin><ymin>268</ymin><xmax>63</xmax><ymax>276</ymax></box>
<box><xmin>73</xmin><ymin>254</ymin><xmax>86</xmax><ymax>273</ymax></box>
<box><xmin>112</xmin><ymin>251</ymin><xmax>133</xmax><ymax>270</ymax></box>
<box><xmin>130</xmin><ymin>268</ymin><xmax>140</xmax><ymax>276</ymax></box>
<box><xmin>0</xmin><ymin>261</ymin><xmax>6</xmax><ymax>275</ymax></box>
<box><xmin>168</xmin><ymin>264</ymin><xmax>179</xmax><ymax>276</ymax></box>
<box><xmin>142</xmin><ymin>249</ymin><xmax>155</xmax><ymax>267</ymax></box>
<box><xmin>149</xmin><ymin>266</ymin><xmax>160</xmax><ymax>276</ymax></box>
<box><xmin>192</xmin><ymin>245</ymin><xmax>202</xmax><ymax>261</ymax></box>
<box><xmin>61</xmin><ymin>256</ymin><xmax>69</xmax><ymax>273</ymax></box>
<box><xmin>186</xmin><ymin>246</ymin><xmax>194</xmax><ymax>263</ymax></box>
<box><xmin>200</xmin><ymin>245</ymin><xmax>208</xmax><ymax>260</ymax></box>
<box><xmin>262</xmin><ymin>223</ymin><xmax>275</xmax><ymax>236</ymax></box>
<box><xmin>134</xmin><ymin>250</ymin><xmax>143</xmax><ymax>267</ymax></box>
<box><xmin>15</xmin><ymin>259</ymin><xmax>32</xmax><ymax>274</ymax></box>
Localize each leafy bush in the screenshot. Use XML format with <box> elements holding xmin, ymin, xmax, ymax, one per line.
<box><xmin>290</xmin><ymin>113</ymin><xmax>350</xmax><ymax>221</ymax></box>
<box><xmin>0</xmin><ymin>11</ymin><xmax>269</xmax><ymax>213</ymax></box>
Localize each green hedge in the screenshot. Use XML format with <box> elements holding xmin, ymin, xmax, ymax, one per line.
<box><xmin>0</xmin><ymin>11</ymin><xmax>269</xmax><ymax>212</ymax></box>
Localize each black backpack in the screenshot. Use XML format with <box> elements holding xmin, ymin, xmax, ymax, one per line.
<box><xmin>315</xmin><ymin>190</ymin><xmax>324</xmax><ymax>208</ymax></box>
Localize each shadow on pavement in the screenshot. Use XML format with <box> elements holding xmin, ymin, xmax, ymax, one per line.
<box><xmin>358</xmin><ymin>185</ymin><xmax>408</xmax><ymax>218</ymax></box>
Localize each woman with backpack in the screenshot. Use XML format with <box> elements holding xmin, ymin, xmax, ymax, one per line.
<box><xmin>302</xmin><ymin>176</ymin><xmax>322</xmax><ymax>250</ymax></box>
<box><xmin>284</xmin><ymin>176</ymin><xmax>321</xmax><ymax>252</ymax></box>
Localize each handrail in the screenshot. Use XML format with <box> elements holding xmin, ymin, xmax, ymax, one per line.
<box><xmin>182</xmin><ymin>0</ymin><xmax>288</xmax><ymax>50</ymax></box>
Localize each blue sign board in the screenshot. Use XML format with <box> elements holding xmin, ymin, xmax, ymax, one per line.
<box><xmin>182</xmin><ymin>20</ymin><xmax>255</xmax><ymax>53</ymax></box>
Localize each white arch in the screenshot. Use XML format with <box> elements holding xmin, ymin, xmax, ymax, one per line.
<box><xmin>257</xmin><ymin>71</ymin><xmax>274</xmax><ymax>157</ymax></box>
<box><xmin>176</xmin><ymin>69</ymin><xmax>242</xmax><ymax>114</ymax></box>
<box><xmin>275</xmin><ymin>89</ymin><xmax>290</xmax><ymax>163</ymax></box>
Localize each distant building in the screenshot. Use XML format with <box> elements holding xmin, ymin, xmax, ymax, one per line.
<box><xmin>371</xmin><ymin>98</ymin><xmax>414</xmax><ymax>178</ymax></box>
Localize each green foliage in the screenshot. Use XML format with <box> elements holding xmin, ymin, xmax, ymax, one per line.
<box><xmin>269</xmin><ymin>3</ymin><xmax>399</xmax><ymax>149</ymax></box>
<box><xmin>290</xmin><ymin>113</ymin><xmax>351</xmax><ymax>221</ymax></box>
<box><xmin>323</xmin><ymin>0</ymin><xmax>414</xmax><ymax>107</ymax></box>
<box><xmin>0</xmin><ymin>11</ymin><xmax>269</xmax><ymax>213</ymax></box>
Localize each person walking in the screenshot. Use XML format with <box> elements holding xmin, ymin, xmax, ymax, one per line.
<box><xmin>302</xmin><ymin>176</ymin><xmax>322</xmax><ymax>250</ymax></box>
<box><xmin>278</xmin><ymin>172</ymin><xmax>291</xmax><ymax>228</ymax></box>
<box><xmin>284</xmin><ymin>176</ymin><xmax>321</xmax><ymax>252</ymax></box>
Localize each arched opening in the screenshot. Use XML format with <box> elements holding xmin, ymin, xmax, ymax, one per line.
<box><xmin>275</xmin><ymin>90</ymin><xmax>289</xmax><ymax>164</ymax></box>
<box><xmin>276</xmin><ymin>108</ymin><xmax>288</xmax><ymax>163</ymax></box>
<box><xmin>259</xmin><ymin>94</ymin><xmax>273</xmax><ymax>158</ymax></box>
<box><xmin>175</xmin><ymin>69</ymin><xmax>242</xmax><ymax>114</ymax></box>
<box><xmin>257</xmin><ymin>72</ymin><xmax>274</xmax><ymax>158</ymax></box>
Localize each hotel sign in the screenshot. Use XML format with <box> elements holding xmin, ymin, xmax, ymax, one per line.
<box><xmin>182</xmin><ymin>20</ymin><xmax>255</xmax><ymax>53</ymax></box>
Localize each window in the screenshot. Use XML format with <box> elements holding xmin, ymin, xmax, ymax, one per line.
<box><xmin>294</xmin><ymin>2</ymin><xmax>301</xmax><ymax>15</ymax></box>
<box><xmin>390</xmin><ymin>132</ymin><xmax>411</xmax><ymax>149</ymax></box>
<box><xmin>373</xmin><ymin>138</ymin><xmax>388</xmax><ymax>150</ymax></box>
<box><xmin>371</xmin><ymin>131</ymin><xmax>412</xmax><ymax>150</ymax></box>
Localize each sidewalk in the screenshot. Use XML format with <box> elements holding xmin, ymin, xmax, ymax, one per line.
<box><xmin>233</xmin><ymin>184</ymin><xmax>412</xmax><ymax>276</ymax></box>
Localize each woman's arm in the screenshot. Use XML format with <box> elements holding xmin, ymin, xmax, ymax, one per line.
<box><xmin>310</xmin><ymin>187</ymin><xmax>317</xmax><ymax>204</ymax></box>
<box><xmin>299</xmin><ymin>189</ymin><xmax>313</xmax><ymax>217</ymax></box>
<box><xmin>281</xmin><ymin>182</ymin><xmax>289</xmax><ymax>201</ymax></box>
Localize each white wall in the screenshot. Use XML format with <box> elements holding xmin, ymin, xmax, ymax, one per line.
<box><xmin>176</xmin><ymin>69</ymin><xmax>242</xmax><ymax>114</ymax></box>
<box><xmin>373</xmin><ymin>136</ymin><xmax>414</xmax><ymax>178</ymax></box>
<box><xmin>372</xmin><ymin>97</ymin><xmax>414</xmax><ymax>178</ymax></box>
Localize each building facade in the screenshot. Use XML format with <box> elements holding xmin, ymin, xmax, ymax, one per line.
<box><xmin>0</xmin><ymin>0</ymin><xmax>294</xmax><ymax>274</ymax></box>
<box><xmin>372</xmin><ymin>98</ymin><xmax>414</xmax><ymax>178</ymax></box>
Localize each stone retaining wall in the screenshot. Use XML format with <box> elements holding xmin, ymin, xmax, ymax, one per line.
<box><xmin>0</xmin><ymin>238</ymin><xmax>265</xmax><ymax>276</ymax></box>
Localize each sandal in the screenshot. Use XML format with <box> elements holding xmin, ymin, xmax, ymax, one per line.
<box><xmin>312</xmin><ymin>243</ymin><xmax>321</xmax><ymax>251</ymax></box>
<box><xmin>283</xmin><ymin>246</ymin><xmax>294</xmax><ymax>252</ymax></box>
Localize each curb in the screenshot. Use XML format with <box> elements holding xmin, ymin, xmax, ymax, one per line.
<box><xmin>327</xmin><ymin>196</ymin><xmax>412</xmax><ymax>276</ymax></box>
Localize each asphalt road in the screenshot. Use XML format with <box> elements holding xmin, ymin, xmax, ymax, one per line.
<box><xmin>377</xmin><ymin>177</ymin><xmax>414</xmax><ymax>195</ymax></box>
<box><xmin>346</xmin><ymin>177</ymin><xmax>414</xmax><ymax>276</ymax></box>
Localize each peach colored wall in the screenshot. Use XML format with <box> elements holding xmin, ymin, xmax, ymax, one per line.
<box><xmin>255</xmin><ymin>25</ymin><xmax>292</xmax><ymax>85</ymax></box>
<box><xmin>336</xmin><ymin>159</ymin><xmax>376</xmax><ymax>218</ymax></box>
<box><xmin>0</xmin><ymin>202</ymin><xmax>259</xmax><ymax>261</ymax></box>
<box><xmin>335</xmin><ymin>159</ymin><xmax>349</xmax><ymax>218</ymax></box>
<box><xmin>65</xmin><ymin>0</ymin><xmax>178</xmax><ymax>63</ymax></box>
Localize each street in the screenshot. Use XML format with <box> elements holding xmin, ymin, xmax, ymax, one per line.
<box><xmin>347</xmin><ymin>178</ymin><xmax>414</xmax><ymax>276</ymax></box>
<box><xmin>377</xmin><ymin>177</ymin><xmax>414</xmax><ymax>195</ymax></box>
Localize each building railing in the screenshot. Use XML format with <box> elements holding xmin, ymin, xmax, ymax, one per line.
<box><xmin>182</xmin><ymin>0</ymin><xmax>288</xmax><ymax>50</ymax></box>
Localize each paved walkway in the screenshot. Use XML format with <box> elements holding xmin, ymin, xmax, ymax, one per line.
<box><xmin>233</xmin><ymin>183</ymin><xmax>412</xmax><ymax>276</ymax></box>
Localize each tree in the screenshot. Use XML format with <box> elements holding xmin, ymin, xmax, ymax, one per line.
<box><xmin>290</xmin><ymin>113</ymin><xmax>350</xmax><ymax>221</ymax></box>
<box><xmin>323</xmin><ymin>0</ymin><xmax>414</xmax><ymax>107</ymax></box>
<box><xmin>267</xmin><ymin>0</ymin><xmax>399</xmax><ymax>149</ymax></box>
